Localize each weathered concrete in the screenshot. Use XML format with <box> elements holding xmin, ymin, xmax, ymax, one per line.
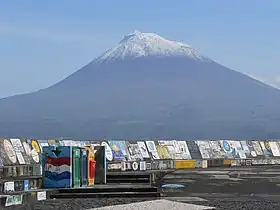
<box><xmin>161</xmin><ymin>166</ymin><xmax>280</xmax><ymax>209</ymax></box>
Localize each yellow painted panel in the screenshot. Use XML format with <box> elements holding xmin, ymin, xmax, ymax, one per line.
<box><xmin>223</xmin><ymin>160</ymin><xmax>232</xmax><ymax>165</ymax></box>
<box><xmin>175</xmin><ymin>160</ymin><xmax>196</xmax><ymax>169</ymax></box>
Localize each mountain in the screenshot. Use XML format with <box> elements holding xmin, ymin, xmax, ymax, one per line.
<box><xmin>1</xmin><ymin>31</ymin><xmax>280</xmax><ymax>140</ymax></box>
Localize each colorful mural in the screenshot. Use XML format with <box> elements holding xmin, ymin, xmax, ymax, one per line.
<box><xmin>197</xmin><ymin>141</ymin><xmax>213</xmax><ymax>159</ymax></box>
<box><xmin>108</xmin><ymin>140</ymin><xmax>130</xmax><ymax>161</ymax></box>
<box><xmin>126</xmin><ymin>141</ymin><xmax>143</xmax><ymax>161</ymax></box>
<box><xmin>145</xmin><ymin>140</ymin><xmax>160</xmax><ymax>159</ymax></box>
<box><xmin>42</xmin><ymin>146</ymin><xmax>72</xmax><ymax>188</ymax></box>
<box><xmin>2</xmin><ymin>138</ymin><xmax>280</xmax><ymax>169</ymax></box>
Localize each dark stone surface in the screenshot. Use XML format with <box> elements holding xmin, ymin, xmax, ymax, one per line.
<box><xmin>161</xmin><ymin>168</ymin><xmax>280</xmax><ymax>209</ymax></box>
<box><xmin>5</xmin><ymin>167</ymin><xmax>280</xmax><ymax>210</ymax></box>
<box><xmin>187</xmin><ymin>200</ymin><xmax>280</xmax><ymax>210</ymax></box>
<box><xmin>3</xmin><ymin>198</ymin><xmax>156</xmax><ymax>210</ymax></box>
<box><xmin>5</xmin><ymin>197</ymin><xmax>280</xmax><ymax>210</ymax></box>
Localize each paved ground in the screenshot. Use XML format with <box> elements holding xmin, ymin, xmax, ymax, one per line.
<box><xmin>5</xmin><ymin>166</ymin><xmax>280</xmax><ymax>210</ymax></box>
<box><xmin>91</xmin><ymin>199</ymin><xmax>213</xmax><ymax>210</ymax></box>
<box><xmin>161</xmin><ymin>166</ymin><xmax>280</xmax><ymax>209</ymax></box>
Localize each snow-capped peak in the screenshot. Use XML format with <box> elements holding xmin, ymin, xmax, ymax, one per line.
<box><xmin>96</xmin><ymin>31</ymin><xmax>209</xmax><ymax>63</ymax></box>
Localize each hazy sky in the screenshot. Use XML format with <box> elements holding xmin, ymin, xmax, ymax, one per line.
<box><xmin>0</xmin><ymin>0</ymin><xmax>279</xmax><ymax>98</ymax></box>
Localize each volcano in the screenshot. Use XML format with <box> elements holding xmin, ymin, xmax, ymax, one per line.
<box><xmin>1</xmin><ymin>31</ymin><xmax>280</xmax><ymax>140</ymax></box>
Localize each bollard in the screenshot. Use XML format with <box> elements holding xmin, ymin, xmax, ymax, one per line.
<box><xmin>81</xmin><ymin>148</ymin><xmax>88</xmax><ymax>187</ymax></box>
<box><xmin>72</xmin><ymin>147</ymin><xmax>81</xmax><ymax>188</ymax></box>
<box><xmin>80</xmin><ymin>146</ymin><xmax>95</xmax><ymax>186</ymax></box>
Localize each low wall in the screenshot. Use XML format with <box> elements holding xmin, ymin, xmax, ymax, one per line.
<box><xmin>1</xmin><ymin>138</ymin><xmax>280</xmax><ymax>207</ymax></box>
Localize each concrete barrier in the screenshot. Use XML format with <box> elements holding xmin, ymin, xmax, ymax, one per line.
<box><xmin>1</xmin><ymin>138</ymin><xmax>280</xmax><ymax>208</ymax></box>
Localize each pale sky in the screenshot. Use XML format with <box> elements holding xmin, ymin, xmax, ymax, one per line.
<box><xmin>0</xmin><ymin>0</ymin><xmax>279</xmax><ymax>98</ymax></box>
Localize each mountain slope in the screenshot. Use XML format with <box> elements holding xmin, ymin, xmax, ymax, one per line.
<box><xmin>0</xmin><ymin>31</ymin><xmax>280</xmax><ymax>140</ymax></box>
